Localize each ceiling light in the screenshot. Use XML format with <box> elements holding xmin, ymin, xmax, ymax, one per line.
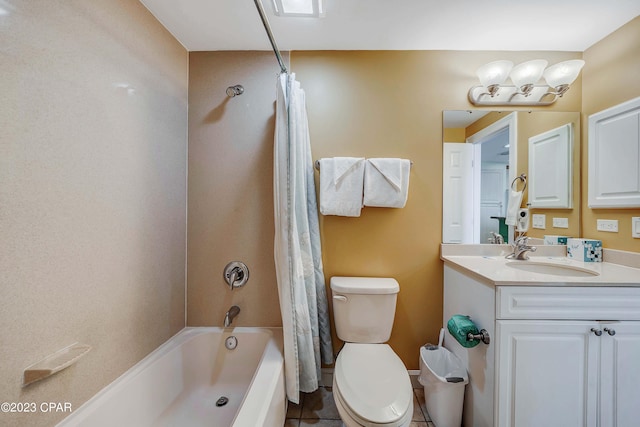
<box><xmin>468</xmin><ymin>59</ymin><xmax>585</xmax><ymax>106</ymax></box>
<box><xmin>272</xmin><ymin>0</ymin><xmax>324</xmax><ymax>17</ymax></box>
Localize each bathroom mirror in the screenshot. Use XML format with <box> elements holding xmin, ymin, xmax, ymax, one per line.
<box><xmin>442</xmin><ymin>110</ymin><xmax>581</xmax><ymax>244</ymax></box>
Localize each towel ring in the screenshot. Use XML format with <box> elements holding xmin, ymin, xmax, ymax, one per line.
<box><xmin>511</xmin><ymin>173</ymin><xmax>527</xmax><ymax>192</ymax></box>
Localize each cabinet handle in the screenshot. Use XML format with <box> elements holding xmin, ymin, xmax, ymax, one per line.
<box><xmin>591</xmin><ymin>328</ymin><xmax>603</xmax><ymax>336</ymax></box>
<box><xmin>604</xmin><ymin>327</ymin><xmax>616</xmax><ymax>336</ymax></box>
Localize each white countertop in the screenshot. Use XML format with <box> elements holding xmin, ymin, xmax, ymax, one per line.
<box><xmin>441</xmin><ymin>244</ymin><xmax>640</xmax><ymax>286</ymax></box>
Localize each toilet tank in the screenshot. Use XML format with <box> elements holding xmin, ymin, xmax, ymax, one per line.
<box><xmin>330</xmin><ymin>277</ymin><xmax>399</xmax><ymax>343</ymax></box>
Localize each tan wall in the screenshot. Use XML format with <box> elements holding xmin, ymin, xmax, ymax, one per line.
<box><xmin>0</xmin><ymin>2</ymin><xmax>188</xmax><ymax>426</ymax></box>
<box><xmin>443</xmin><ymin>128</ymin><xmax>465</xmax><ymax>142</ymax></box>
<box><xmin>291</xmin><ymin>50</ymin><xmax>581</xmax><ymax>368</ymax></box>
<box><xmin>582</xmin><ymin>16</ymin><xmax>640</xmax><ymax>251</ymax></box>
<box><xmin>187</xmin><ymin>52</ymin><xmax>286</xmax><ymax>328</ymax></box>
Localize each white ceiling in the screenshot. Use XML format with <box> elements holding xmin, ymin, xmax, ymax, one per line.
<box><xmin>139</xmin><ymin>0</ymin><xmax>640</xmax><ymax>52</ymax></box>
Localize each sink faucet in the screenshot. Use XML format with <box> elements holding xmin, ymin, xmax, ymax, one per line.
<box><xmin>506</xmin><ymin>235</ymin><xmax>537</xmax><ymax>260</ymax></box>
<box><xmin>488</xmin><ymin>231</ymin><xmax>504</xmax><ymax>244</ymax></box>
<box><xmin>224</xmin><ymin>305</ymin><xmax>240</xmax><ymax>327</ymax></box>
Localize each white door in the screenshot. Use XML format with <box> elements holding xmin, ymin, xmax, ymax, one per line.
<box><xmin>480</xmin><ymin>165</ymin><xmax>506</xmax><ymax>242</ymax></box>
<box><xmin>496</xmin><ymin>320</ymin><xmax>599</xmax><ymax>427</ymax></box>
<box><xmin>599</xmin><ymin>321</ymin><xmax>640</xmax><ymax>427</ymax></box>
<box><xmin>442</xmin><ymin>143</ymin><xmax>474</xmax><ymax>243</ymax></box>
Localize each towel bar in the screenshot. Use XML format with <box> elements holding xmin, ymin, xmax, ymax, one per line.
<box><xmin>314</xmin><ymin>159</ymin><xmax>413</xmax><ymax>171</ymax></box>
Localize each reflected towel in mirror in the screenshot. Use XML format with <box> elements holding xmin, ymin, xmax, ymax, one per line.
<box><xmin>505</xmin><ymin>190</ymin><xmax>523</xmax><ymax>226</ymax></box>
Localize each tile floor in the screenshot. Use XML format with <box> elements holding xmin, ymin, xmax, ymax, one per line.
<box><xmin>284</xmin><ymin>384</ymin><xmax>435</xmax><ymax>427</ymax></box>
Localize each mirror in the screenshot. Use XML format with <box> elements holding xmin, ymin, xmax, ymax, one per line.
<box><xmin>442</xmin><ymin>110</ymin><xmax>581</xmax><ymax>244</ymax></box>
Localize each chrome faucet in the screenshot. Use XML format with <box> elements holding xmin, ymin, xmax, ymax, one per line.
<box><xmin>224</xmin><ymin>305</ymin><xmax>240</xmax><ymax>327</ymax></box>
<box><xmin>506</xmin><ymin>235</ymin><xmax>537</xmax><ymax>260</ymax></box>
<box><xmin>488</xmin><ymin>231</ymin><xmax>504</xmax><ymax>244</ymax></box>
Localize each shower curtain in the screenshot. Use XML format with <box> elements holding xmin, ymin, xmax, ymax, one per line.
<box><xmin>273</xmin><ymin>73</ymin><xmax>334</xmax><ymax>404</ymax></box>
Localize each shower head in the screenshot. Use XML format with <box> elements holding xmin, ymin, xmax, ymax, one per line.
<box><xmin>226</xmin><ymin>85</ymin><xmax>244</xmax><ymax>97</ymax></box>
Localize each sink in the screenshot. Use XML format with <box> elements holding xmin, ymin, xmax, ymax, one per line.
<box><xmin>506</xmin><ymin>261</ymin><xmax>600</xmax><ymax>277</ymax></box>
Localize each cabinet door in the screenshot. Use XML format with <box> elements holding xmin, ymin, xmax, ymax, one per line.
<box><xmin>588</xmin><ymin>96</ymin><xmax>640</xmax><ymax>208</ymax></box>
<box><xmin>599</xmin><ymin>321</ymin><xmax>640</xmax><ymax>427</ymax></box>
<box><xmin>496</xmin><ymin>321</ymin><xmax>599</xmax><ymax>427</ymax></box>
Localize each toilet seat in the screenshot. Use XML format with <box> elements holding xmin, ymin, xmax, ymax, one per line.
<box><xmin>334</xmin><ymin>343</ymin><xmax>412</xmax><ymax>426</ymax></box>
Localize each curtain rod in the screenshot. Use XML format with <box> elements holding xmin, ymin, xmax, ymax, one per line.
<box><xmin>253</xmin><ymin>0</ymin><xmax>288</xmax><ymax>74</ymax></box>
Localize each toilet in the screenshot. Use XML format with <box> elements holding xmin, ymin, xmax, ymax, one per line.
<box><xmin>330</xmin><ymin>276</ymin><xmax>413</xmax><ymax>427</ymax></box>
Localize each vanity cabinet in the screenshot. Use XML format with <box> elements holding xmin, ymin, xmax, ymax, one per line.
<box><xmin>443</xmin><ymin>264</ymin><xmax>640</xmax><ymax>427</ymax></box>
<box><xmin>496</xmin><ymin>320</ymin><xmax>640</xmax><ymax>427</ymax></box>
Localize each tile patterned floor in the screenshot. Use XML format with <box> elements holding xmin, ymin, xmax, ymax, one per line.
<box><xmin>284</xmin><ymin>385</ymin><xmax>435</xmax><ymax>427</ymax></box>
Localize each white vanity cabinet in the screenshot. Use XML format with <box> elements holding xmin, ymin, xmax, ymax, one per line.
<box><xmin>495</xmin><ymin>286</ymin><xmax>640</xmax><ymax>427</ymax></box>
<box><xmin>443</xmin><ymin>262</ymin><xmax>640</xmax><ymax>427</ymax></box>
<box><xmin>496</xmin><ymin>319</ymin><xmax>640</xmax><ymax>427</ymax></box>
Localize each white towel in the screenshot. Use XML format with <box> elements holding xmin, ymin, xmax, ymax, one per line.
<box><xmin>505</xmin><ymin>190</ymin><xmax>523</xmax><ymax>226</ymax></box>
<box><xmin>319</xmin><ymin>157</ymin><xmax>365</xmax><ymax>217</ymax></box>
<box><xmin>363</xmin><ymin>158</ymin><xmax>411</xmax><ymax>208</ymax></box>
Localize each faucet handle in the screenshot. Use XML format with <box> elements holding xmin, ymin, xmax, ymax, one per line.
<box><xmin>223</xmin><ymin>261</ymin><xmax>250</xmax><ymax>290</ymax></box>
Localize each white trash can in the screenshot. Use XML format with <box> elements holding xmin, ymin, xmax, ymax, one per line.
<box><xmin>418</xmin><ymin>345</ymin><xmax>468</xmax><ymax>427</ymax></box>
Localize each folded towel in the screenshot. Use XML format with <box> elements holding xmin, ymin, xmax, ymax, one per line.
<box><xmin>505</xmin><ymin>190</ymin><xmax>523</xmax><ymax>226</ymax></box>
<box><xmin>363</xmin><ymin>158</ymin><xmax>411</xmax><ymax>208</ymax></box>
<box><xmin>319</xmin><ymin>157</ymin><xmax>365</xmax><ymax>217</ymax></box>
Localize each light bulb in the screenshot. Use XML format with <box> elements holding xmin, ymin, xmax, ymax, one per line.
<box><xmin>477</xmin><ymin>60</ymin><xmax>513</xmax><ymax>88</ymax></box>
<box><xmin>510</xmin><ymin>60</ymin><xmax>548</xmax><ymax>96</ymax></box>
<box><xmin>544</xmin><ymin>60</ymin><xmax>585</xmax><ymax>96</ymax></box>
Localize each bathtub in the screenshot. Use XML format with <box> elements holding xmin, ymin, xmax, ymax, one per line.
<box><xmin>57</xmin><ymin>327</ymin><xmax>286</xmax><ymax>427</ymax></box>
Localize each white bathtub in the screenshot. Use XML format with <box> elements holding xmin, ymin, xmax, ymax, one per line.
<box><xmin>57</xmin><ymin>327</ymin><xmax>286</xmax><ymax>427</ymax></box>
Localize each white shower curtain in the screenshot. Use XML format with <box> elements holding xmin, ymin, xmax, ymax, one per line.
<box><xmin>273</xmin><ymin>73</ymin><xmax>334</xmax><ymax>404</ymax></box>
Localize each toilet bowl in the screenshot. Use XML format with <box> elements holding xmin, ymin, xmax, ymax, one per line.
<box><xmin>330</xmin><ymin>277</ymin><xmax>414</xmax><ymax>427</ymax></box>
<box><xmin>333</xmin><ymin>343</ymin><xmax>413</xmax><ymax>427</ymax></box>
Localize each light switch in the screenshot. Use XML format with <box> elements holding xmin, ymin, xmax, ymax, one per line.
<box><xmin>552</xmin><ymin>217</ymin><xmax>569</xmax><ymax>228</ymax></box>
<box><xmin>633</xmin><ymin>217</ymin><xmax>640</xmax><ymax>238</ymax></box>
<box><xmin>597</xmin><ymin>219</ymin><xmax>619</xmax><ymax>232</ymax></box>
<box><xmin>532</xmin><ymin>214</ymin><xmax>546</xmax><ymax>229</ymax></box>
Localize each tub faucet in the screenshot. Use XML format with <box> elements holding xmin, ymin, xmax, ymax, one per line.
<box><xmin>506</xmin><ymin>235</ymin><xmax>537</xmax><ymax>260</ymax></box>
<box><xmin>224</xmin><ymin>305</ymin><xmax>240</xmax><ymax>327</ymax></box>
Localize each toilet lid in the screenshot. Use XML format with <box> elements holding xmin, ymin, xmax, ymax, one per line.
<box><xmin>335</xmin><ymin>343</ymin><xmax>412</xmax><ymax>425</ymax></box>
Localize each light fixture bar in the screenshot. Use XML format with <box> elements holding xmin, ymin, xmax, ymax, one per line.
<box><xmin>468</xmin><ymin>85</ymin><xmax>557</xmax><ymax>106</ymax></box>
<box><xmin>468</xmin><ymin>59</ymin><xmax>584</xmax><ymax>106</ymax></box>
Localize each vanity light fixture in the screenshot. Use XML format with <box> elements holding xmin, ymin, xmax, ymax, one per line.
<box><xmin>469</xmin><ymin>59</ymin><xmax>585</xmax><ymax>106</ymax></box>
<box><xmin>271</xmin><ymin>0</ymin><xmax>324</xmax><ymax>17</ymax></box>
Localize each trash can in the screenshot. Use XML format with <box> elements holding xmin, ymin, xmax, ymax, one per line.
<box><xmin>418</xmin><ymin>344</ymin><xmax>468</xmax><ymax>427</ymax></box>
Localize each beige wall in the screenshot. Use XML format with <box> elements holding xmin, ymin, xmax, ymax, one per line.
<box><xmin>582</xmin><ymin>16</ymin><xmax>640</xmax><ymax>251</ymax></box>
<box><xmin>291</xmin><ymin>50</ymin><xmax>581</xmax><ymax>368</ymax></box>
<box><xmin>0</xmin><ymin>1</ymin><xmax>188</xmax><ymax>426</ymax></box>
<box><xmin>187</xmin><ymin>51</ymin><xmax>286</xmax><ymax>328</ymax></box>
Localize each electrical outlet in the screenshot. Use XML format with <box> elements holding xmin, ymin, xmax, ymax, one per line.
<box><xmin>597</xmin><ymin>219</ymin><xmax>619</xmax><ymax>233</ymax></box>
<box><xmin>632</xmin><ymin>217</ymin><xmax>640</xmax><ymax>238</ymax></box>
<box><xmin>552</xmin><ymin>217</ymin><xmax>569</xmax><ymax>228</ymax></box>
<box><xmin>532</xmin><ymin>214</ymin><xmax>546</xmax><ymax>229</ymax></box>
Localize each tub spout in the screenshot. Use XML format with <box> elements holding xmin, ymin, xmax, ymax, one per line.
<box><xmin>224</xmin><ymin>306</ymin><xmax>240</xmax><ymax>327</ymax></box>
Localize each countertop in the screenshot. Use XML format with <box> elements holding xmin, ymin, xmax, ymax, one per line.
<box><xmin>441</xmin><ymin>244</ymin><xmax>640</xmax><ymax>286</ymax></box>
